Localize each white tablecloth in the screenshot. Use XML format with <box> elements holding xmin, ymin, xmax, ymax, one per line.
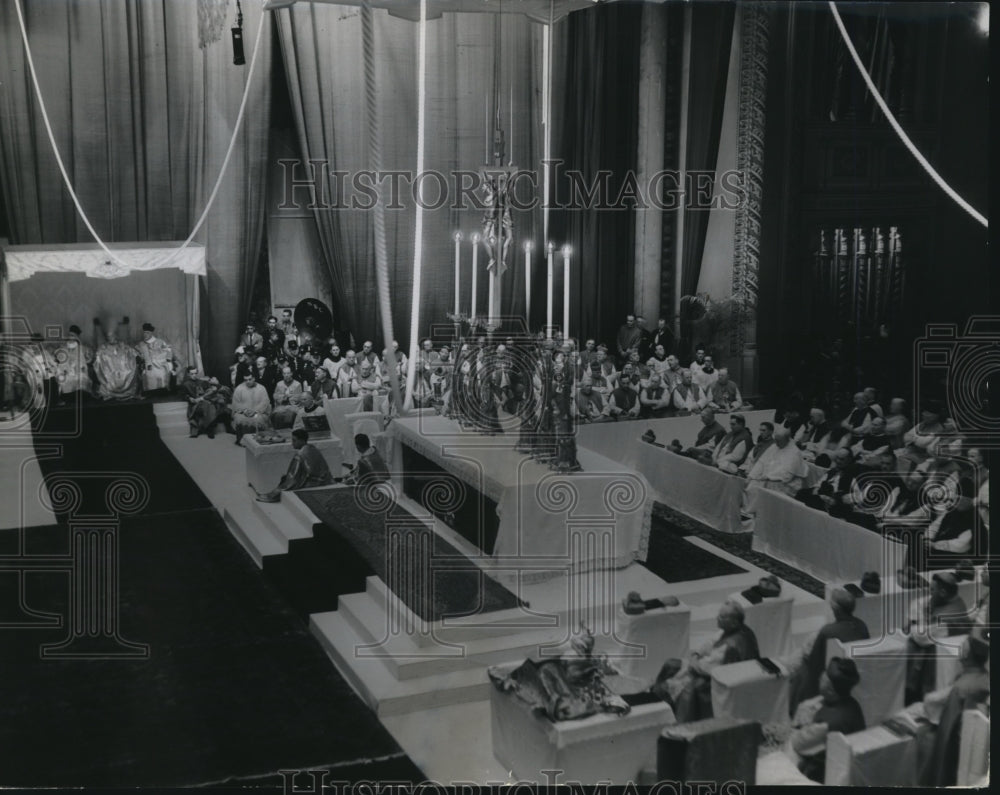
<box><xmin>388</xmin><ymin>416</ymin><xmax>652</xmax><ymax>580</ymax></box>
<box><xmin>576</xmin><ymin>410</ymin><xmax>824</xmax><ymax>534</ymax></box>
<box><xmin>711</xmin><ymin>659</ymin><xmax>790</xmax><ymax>726</ymax></box>
<box><xmin>751</xmin><ymin>489</ymin><xmax>908</xmax><ymax>584</ymax></box>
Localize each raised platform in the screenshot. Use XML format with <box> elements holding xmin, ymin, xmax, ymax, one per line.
<box><xmin>153</xmin><ymin>403</ymin><xmax>829</xmax><ymax>781</ymax></box>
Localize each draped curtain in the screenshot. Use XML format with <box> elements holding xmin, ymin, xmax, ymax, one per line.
<box><xmin>276</xmin><ymin>6</ymin><xmax>543</xmax><ymax>349</ymax></box>
<box><xmin>0</xmin><ymin>0</ymin><xmax>272</xmax><ymax>377</ymax></box>
<box><xmin>679</xmin><ymin>2</ymin><xmax>736</xmax><ymax>302</ymax></box>
<box><xmin>549</xmin><ymin>3</ymin><xmax>643</xmax><ymax>347</ymax></box>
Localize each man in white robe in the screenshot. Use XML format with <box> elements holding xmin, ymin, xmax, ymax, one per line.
<box><xmin>230</xmin><ymin>371</ymin><xmax>271</xmax><ymax>444</ymax></box>
<box><xmin>742</xmin><ymin>426</ymin><xmax>810</xmax><ymax>519</ymax></box>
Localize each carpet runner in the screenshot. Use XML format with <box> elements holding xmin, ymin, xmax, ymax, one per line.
<box><xmin>297</xmin><ymin>488</ymin><xmax>523</xmax><ymax>622</ymax></box>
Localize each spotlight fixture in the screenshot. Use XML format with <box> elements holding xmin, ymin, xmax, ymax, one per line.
<box><xmin>231</xmin><ymin>0</ymin><xmax>245</xmax><ymax>65</ymax></box>
<box><xmin>976</xmin><ymin>4</ymin><xmax>989</xmax><ymax>35</ymax></box>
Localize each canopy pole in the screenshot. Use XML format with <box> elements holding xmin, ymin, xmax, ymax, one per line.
<box><xmin>403</xmin><ymin>0</ymin><xmax>429</xmax><ymax>410</ymax></box>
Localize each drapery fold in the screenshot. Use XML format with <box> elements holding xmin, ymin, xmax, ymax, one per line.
<box><xmin>276</xmin><ymin>6</ymin><xmax>543</xmax><ymax>347</ymax></box>
<box><xmin>680</xmin><ymin>2</ymin><xmax>736</xmax><ymax>302</ymax></box>
<box><xmin>549</xmin><ymin>3</ymin><xmax>643</xmax><ymax>346</ymax></box>
<box><xmin>0</xmin><ymin>1</ymin><xmax>272</xmax><ymax>377</ymax></box>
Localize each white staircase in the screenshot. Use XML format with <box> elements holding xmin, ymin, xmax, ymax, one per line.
<box><xmin>152</xmin><ymin>401</ymin><xmax>190</xmax><ymax>437</ymax></box>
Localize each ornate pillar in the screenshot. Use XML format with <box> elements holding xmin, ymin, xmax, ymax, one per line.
<box><xmin>732</xmin><ymin>5</ymin><xmax>770</xmax><ymax>399</ymax></box>
<box><xmin>633</xmin><ymin>2</ymin><xmax>668</xmax><ymax>324</ymax></box>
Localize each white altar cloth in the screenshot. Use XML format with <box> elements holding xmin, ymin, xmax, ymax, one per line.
<box><xmin>387</xmin><ymin>416</ymin><xmax>652</xmax><ymax>578</ymax></box>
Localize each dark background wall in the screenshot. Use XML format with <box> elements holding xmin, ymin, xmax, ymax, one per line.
<box><xmin>757</xmin><ymin>2</ymin><xmax>989</xmax><ymax>406</ymax></box>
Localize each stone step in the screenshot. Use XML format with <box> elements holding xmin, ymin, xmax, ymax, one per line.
<box><xmin>363</xmin><ymin>576</ymin><xmax>568</xmax><ymax>647</ymax></box>
<box><xmin>222</xmin><ymin>506</ymin><xmax>284</xmax><ymax>567</ymax></box>
<box><xmin>152</xmin><ymin>401</ymin><xmax>188</xmax><ymax>416</ymax></box>
<box><xmin>310</xmin><ymin>611</ymin><xmax>491</xmax><ymax>716</ymax></box>
<box><xmin>251</xmin><ymin>497</ymin><xmax>315</xmax><ymax>547</ymax></box>
<box><xmin>282</xmin><ymin>490</ymin><xmax>324</xmax><ymax>530</ymax></box>
<box><xmin>336</xmin><ymin>591</ymin><xmax>569</xmax><ymax>681</ymax></box>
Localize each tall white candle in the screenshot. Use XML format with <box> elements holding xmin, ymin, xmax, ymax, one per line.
<box><xmin>471</xmin><ymin>233</ymin><xmax>480</xmax><ymax>320</ymax></box>
<box><xmin>524</xmin><ymin>241</ymin><xmax>533</xmax><ymax>325</ymax></box>
<box><xmin>546</xmin><ymin>242</ymin><xmax>554</xmax><ymax>338</ymax></box>
<box><xmin>562</xmin><ymin>244</ymin><xmax>571</xmax><ymax>339</ymax></box>
<box><xmin>453</xmin><ymin>231</ymin><xmax>462</xmax><ymax>315</ymax></box>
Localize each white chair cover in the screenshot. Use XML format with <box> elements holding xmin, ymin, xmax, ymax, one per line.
<box><xmin>603</xmin><ymin>603</ymin><xmax>691</xmax><ymax>684</ymax></box>
<box><xmin>733</xmin><ymin>593</ymin><xmax>794</xmax><ymax>658</ymax></box>
<box><xmin>826</xmin><ymin>634</ymin><xmax>908</xmax><ymax>726</ymax></box>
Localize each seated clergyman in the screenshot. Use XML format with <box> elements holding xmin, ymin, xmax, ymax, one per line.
<box><xmin>650</xmin><ymin>600</ymin><xmax>760</xmax><ymax>723</ymax></box>
<box><xmin>713</xmin><ymin>413</ymin><xmax>753</xmax><ymax>473</ymax></box>
<box><xmin>254</xmin><ymin>429</ymin><xmax>334</xmax><ymax>503</ymax></box>
<box><xmin>786</xmin><ymin>657</ymin><xmax>865</xmax><ymax>783</ymax></box>
<box><xmin>230</xmin><ymin>371</ymin><xmax>271</xmax><ymax>445</ymax></box>
<box><xmin>338</xmin><ymin>433</ymin><xmax>390</xmax><ymax>486</ymax></box>
<box><xmin>706</xmin><ymin>368</ymin><xmax>743</xmax><ymax>413</ymax></box>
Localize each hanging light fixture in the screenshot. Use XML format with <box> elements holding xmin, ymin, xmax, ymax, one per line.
<box><xmin>231</xmin><ymin>0</ymin><xmax>246</xmax><ymax>65</ymax></box>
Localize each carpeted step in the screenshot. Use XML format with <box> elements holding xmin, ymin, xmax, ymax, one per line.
<box><xmin>310</xmin><ymin>611</ymin><xmax>491</xmax><ymax>716</ymax></box>
<box><xmin>335</xmin><ymin>591</ymin><xmax>568</xmax><ymax>681</ymax></box>
<box><xmin>361</xmin><ymin>576</ymin><xmax>555</xmax><ymax>647</ymax></box>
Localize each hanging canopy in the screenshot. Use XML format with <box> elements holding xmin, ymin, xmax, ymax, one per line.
<box><xmin>264</xmin><ymin>0</ymin><xmax>607</xmax><ymax>23</ymax></box>
<box><xmin>1</xmin><ymin>242</ymin><xmax>207</xmax><ymax>283</ymax></box>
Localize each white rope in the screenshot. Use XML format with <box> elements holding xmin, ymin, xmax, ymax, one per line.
<box><xmin>13</xmin><ymin>0</ymin><xmax>268</xmax><ymax>269</ymax></box>
<box><xmin>362</xmin><ymin>0</ymin><xmax>403</xmax><ymax>414</ymax></box>
<box><xmin>403</xmin><ymin>0</ymin><xmax>428</xmax><ymax>410</ymax></box>
<box><xmin>828</xmin><ymin>1</ymin><xmax>987</xmax><ymax>228</ymax></box>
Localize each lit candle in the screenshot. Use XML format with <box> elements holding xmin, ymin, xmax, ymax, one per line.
<box><xmin>453</xmin><ymin>231</ymin><xmax>462</xmax><ymax>316</ymax></box>
<box><xmin>524</xmin><ymin>240</ymin><xmax>533</xmax><ymax>325</ymax></box>
<box><xmin>562</xmin><ymin>244</ymin><xmax>572</xmax><ymax>339</ymax></box>
<box><xmin>471</xmin><ymin>233</ymin><xmax>480</xmax><ymax>321</ymax></box>
<box><xmin>546</xmin><ymin>242</ymin><xmax>554</xmax><ymax>338</ymax></box>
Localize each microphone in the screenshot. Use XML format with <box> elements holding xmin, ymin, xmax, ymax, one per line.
<box><xmin>231</xmin><ymin>26</ymin><xmax>245</xmax><ymax>65</ymax></box>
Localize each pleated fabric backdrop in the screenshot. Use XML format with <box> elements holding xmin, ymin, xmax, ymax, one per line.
<box><xmin>0</xmin><ymin>0</ymin><xmax>273</xmax><ymax>378</ymax></box>
<box><xmin>276</xmin><ymin>4</ymin><xmax>545</xmax><ymax>348</ymax></box>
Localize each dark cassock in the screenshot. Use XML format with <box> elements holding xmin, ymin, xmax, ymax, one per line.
<box><xmin>256</xmin><ymin>432</ymin><xmax>334</xmax><ymax>502</ymax></box>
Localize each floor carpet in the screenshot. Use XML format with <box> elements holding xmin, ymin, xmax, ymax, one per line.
<box><xmin>0</xmin><ymin>399</ymin><xmax>425</xmax><ymax>787</ymax></box>
<box><xmin>640</xmin><ymin>529</ymin><xmax>747</xmax><ymax>582</ymax></box>
<box><xmin>298</xmin><ymin>488</ymin><xmax>523</xmax><ymax>622</ymax></box>
<box><xmin>650</xmin><ymin>503</ymin><xmax>825</xmax><ymax>597</ymax></box>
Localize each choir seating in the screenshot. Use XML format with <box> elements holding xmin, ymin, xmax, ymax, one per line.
<box><xmin>731</xmin><ymin>592</ymin><xmax>794</xmax><ymax>658</ymax></box>
<box><xmin>825</xmin><ymin>634</ymin><xmax>908</xmax><ymax>726</ymax></box>
<box><xmin>601</xmin><ymin>602</ymin><xmax>691</xmax><ymax>684</ymax></box>
<box><xmin>824</xmin><ymin>726</ymin><xmax>919</xmax><ymax>786</ymax></box>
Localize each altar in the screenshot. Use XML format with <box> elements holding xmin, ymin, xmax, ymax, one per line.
<box><xmin>385</xmin><ymin>415</ymin><xmax>652</xmax><ymax>580</ymax></box>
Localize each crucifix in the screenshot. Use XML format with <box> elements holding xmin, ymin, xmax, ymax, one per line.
<box><xmin>479</xmin><ymin>23</ymin><xmax>515</xmax><ymax>331</ymax></box>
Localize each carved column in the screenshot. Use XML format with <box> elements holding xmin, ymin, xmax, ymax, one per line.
<box><xmin>732</xmin><ymin>5</ymin><xmax>770</xmax><ymax>399</ymax></box>
<box><xmin>633</xmin><ymin>2</ymin><xmax>668</xmax><ymax>324</ymax></box>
